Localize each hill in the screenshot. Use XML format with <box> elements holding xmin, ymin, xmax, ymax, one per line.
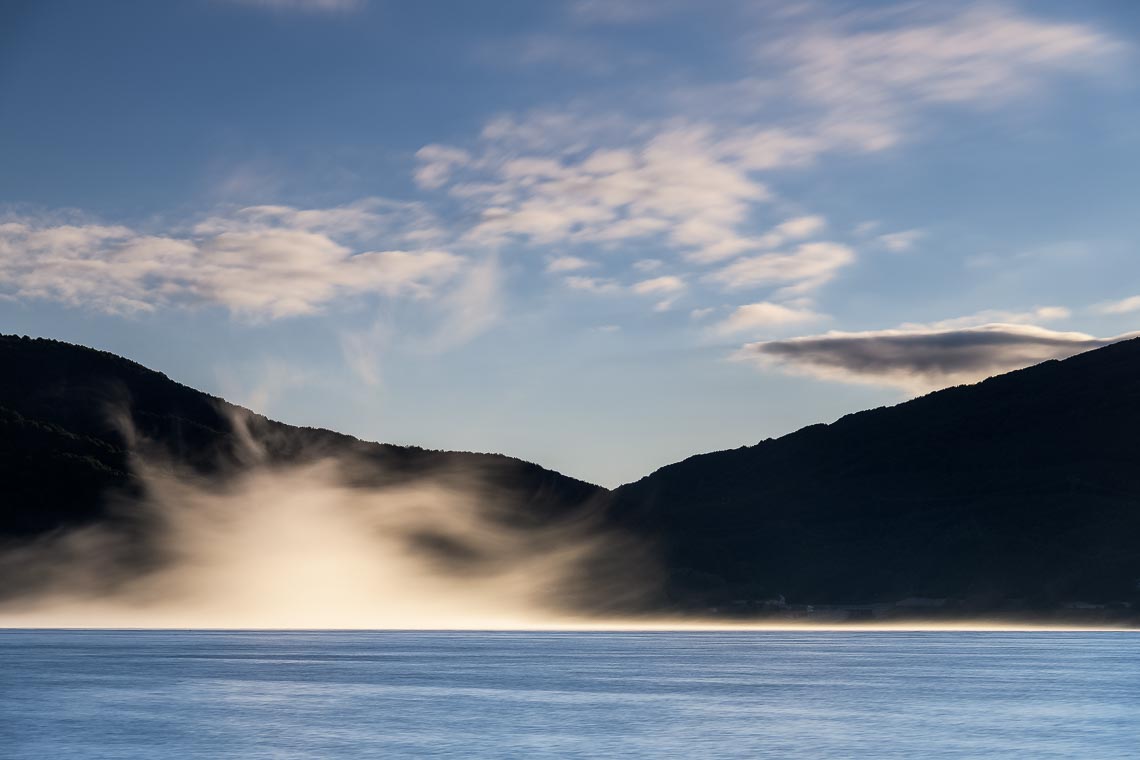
<box><xmin>3</xmin><ymin>333</ymin><xmax>1140</xmax><ymax>620</ymax></box>
<box><xmin>608</xmin><ymin>337</ymin><xmax>1140</xmax><ymax>614</ymax></box>
<box><xmin>0</xmin><ymin>335</ymin><xmax>604</xmax><ymax>538</ymax></box>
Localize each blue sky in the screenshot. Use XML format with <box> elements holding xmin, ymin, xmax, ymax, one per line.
<box><xmin>2</xmin><ymin>0</ymin><xmax>1140</xmax><ymax>486</ymax></box>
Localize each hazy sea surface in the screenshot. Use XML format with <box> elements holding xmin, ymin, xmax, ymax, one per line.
<box><xmin>1</xmin><ymin>630</ymin><xmax>1136</xmax><ymax>758</ymax></box>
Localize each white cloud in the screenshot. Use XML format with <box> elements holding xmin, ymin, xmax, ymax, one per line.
<box><xmin>633</xmin><ymin>258</ymin><xmax>663</xmax><ymax>272</ymax></box>
<box><xmin>405</xmin><ymin>4</ymin><xmax>1120</xmax><ymax>313</ymax></box>
<box><xmin>568</xmin><ymin>0</ymin><xmax>682</xmax><ymax>25</ymax></box>
<box><xmin>214</xmin><ymin>356</ymin><xmax>322</xmax><ymax>415</ymax></box>
<box><xmin>631</xmin><ymin>275</ymin><xmax>685</xmax><ymax>296</ymax></box>
<box><xmin>0</xmin><ymin>205</ymin><xmax>466</xmax><ymax>320</ymax></box>
<box><xmin>920</xmin><ymin>306</ymin><xmax>1071</xmax><ymax>330</ymax></box>
<box><xmin>711</xmin><ymin>301</ymin><xmax>823</xmax><ymax>337</ymax></box>
<box><xmin>878</xmin><ymin>229</ymin><xmax>924</xmax><ymax>252</ymax></box>
<box><xmin>632</xmin><ymin>275</ymin><xmax>686</xmax><ymax>311</ymax></box>
<box><xmin>704</xmin><ymin>241</ymin><xmax>855</xmax><ymax>294</ymax></box>
<box><xmin>563</xmin><ymin>275</ymin><xmax>623</xmax><ymax>295</ymax></box>
<box><xmin>772</xmin><ymin>4</ymin><xmax>1121</xmax><ymax>145</ymax></box>
<box><xmin>1094</xmin><ymin>295</ymin><xmax>1140</xmax><ymax>315</ymax></box>
<box><xmin>546</xmin><ymin>255</ymin><xmax>594</xmax><ymax>273</ymax></box>
<box><xmin>559</xmin><ymin>272</ymin><xmax>686</xmax><ymax>312</ymax></box>
<box><xmin>736</xmin><ymin>322</ymin><xmax>1134</xmax><ymax>392</ymax></box>
<box><xmin>340</xmin><ymin>320</ymin><xmax>391</xmax><ymax>388</ymax></box>
<box><xmin>694</xmin><ymin>213</ymin><xmax>829</xmax><ymax>264</ymax></box>
<box><xmin>690</xmin><ymin>307</ymin><xmax>715</xmax><ymax>320</ymax></box>
<box><xmin>478</xmin><ymin>34</ymin><xmax>646</xmax><ymax>76</ymax></box>
<box><xmin>774</xmin><ymin>215</ymin><xmax>827</xmax><ymax>240</ymax></box>
<box><xmin>412</xmin><ymin>115</ymin><xmax>859</xmax><ymax>273</ymax></box>
<box><xmin>438</xmin><ymin>125</ymin><xmax>773</xmax><ymax>266</ymax></box>
<box><xmin>226</xmin><ymin>0</ymin><xmax>364</xmax><ymax>11</ymax></box>
<box><xmin>427</xmin><ymin>256</ymin><xmax>503</xmax><ymax>351</ymax></box>
<box><xmin>335</xmin><ymin>257</ymin><xmax>501</xmax><ymax>382</ymax></box>
<box><xmin>412</xmin><ymin>4</ymin><xmax>1120</xmax><ymax>285</ymax></box>
<box><xmin>414</xmin><ymin>145</ymin><xmax>472</xmax><ymax>190</ymax></box>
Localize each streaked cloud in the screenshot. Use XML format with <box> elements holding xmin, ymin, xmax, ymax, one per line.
<box><xmin>407</xmin><ymin>2</ymin><xmax>1120</xmax><ymax>324</ymax></box>
<box><xmin>426</xmin><ymin>255</ymin><xmax>504</xmax><ymax>351</ymax></box>
<box><xmin>558</xmin><ymin>272</ymin><xmax>686</xmax><ymax>312</ymax></box>
<box><xmin>711</xmin><ymin>301</ymin><xmax>823</xmax><ymax>337</ymax></box>
<box><xmin>546</xmin><ymin>255</ymin><xmax>595</xmax><ymax>273</ymax></box>
<box><xmin>563</xmin><ymin>275</ymin><xmax>623</xmax><ymax>295</ymax></box>
<box><xmin>476</xmin><ymin>34</ymin><xmax>649</xmax><ymax>76</ymax></box>
<box><xmin>919</xmin><ymin>306</ymin><xmax>1071</xmax><ymax>330</ymax></box>
<box><xmin>225</xmin><ymin>0</ymin><xmax>364</xmax><ymax>11</ymax></box>
<box><xmin>630</xmin><ymin>275</ymin><xmax>685</xmax><ymax>296</ymax></box>
<box><xmin>878</xmin><ymin>229</ymin><xmax>924</xmax><ymax>252</ymax></box>
<box><xmin>774</xmin><ymin>215</ymin><xmax>827</xmax><ymax>240</ymax></box>
<box><xmin>413</xmin><ymin>145</ymin><xmax>472</xmax><ymax>190</ymax></box>
<box><xmin>1094</xmin><ymin>295</ymin><xmax>1140</xmax><ymax>315</ymax></box>
<box><xmin>737</xmin><ymin>322</ymin><xmax>1133</xmax><ymax>392</ymax></box>
<box><xmin>423</xmin><ymin>125</ymin><xmax>773</xmax><ymax>266</ymax></box>
<box><xmin>414</xmin><ymin>116</ymin><xmax>855</xmax><ymax>270</ymax></box>
<box><xmin>704</xmin><ymin>242</ymin><xmax>855</xmax><ymax>295</ymax></box>
<box><xmin>771</xmin><ymin>4</ymin><xmax>1122</xmax><ymax>146</ymax></box>
<box><xmin>632</xmin><ymin>274</ymin><xmax>686</xmax><ymax>311</ymax></box>
<box><xmin>568</xmin><ymin>0</ymin><xmax>683</xmax><ymax>25</ymax></box>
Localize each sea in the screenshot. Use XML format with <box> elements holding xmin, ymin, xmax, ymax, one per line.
<box><xmin>1</xmin><ymin>629</ymin><xmax>1136</xmax><ymax>758</ymax></box>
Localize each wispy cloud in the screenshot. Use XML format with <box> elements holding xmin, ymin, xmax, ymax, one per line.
<box><xmin>558</xmin><ymin>272</ymin><xmax>687</xmax><ymax>313</ymax></box>
<box><xmin>1094</xmin><ymin>295</ymin><xmax>1140</xmax><ymax>315</ymax></box>
<box><xmin>878</xmin><ymin>229</ymin><xmax>924</xmax><ymax>252</ymax></box>
<box><xmin>475</xmin><ymin>34</ymin><xmax>648</xmax><ymax>76</ymax></box>
<box><xmin>917</xmin><ymin>306</ymin><xmax>1071</xmax><ymax>330</ymax></box>
<box><xmin>769</xmin><ymin>3</ymin><xmax>1122</xmax><ymax>145</ymax></box>
<box><xmin>563</xmin><ymin>275</ymin><xmax>623</xmax><ymax>295</ymax></box>
<box><xmin>411</xmin><ymin>3</ymin><xmax>1120</xmax><ymax>328</ymax></box>
<box><xmin>225</xmin><ymin>0</ymin><xmax>365</xmax><ymax>11</ymax></box>
<box><xmin>630</xmin><ymin>275</ymin><xmax>685</xmax><ymax>296</ymax></box>
<box><xmin>631</xmin><ymin>274</ymin><xmax>686</xmax><ymax>311</ymax></box>
<box><xmin>567</xmin><ymin>0</ymin><xmax>683</xmax><ymax>25</ymax></box>
<box><xmin>546</xmin><ymin>255</ymin><xmax>595</xmax><ymax>273</ymax></box>
<box><xmin>704</xmin><ymin>242</ymin><xmax>855</xmax><ymax>295</ymax></box>
<box><xmin>690</xmin><ymin>307</ymin><xmax>715</xmax><ymax>320</ymax></box>
<box><xmin>710</xmin><ymin>301</ymin><xmax>824</xmax><ymax>337</ymax></box>
<box><xmin>422</xmin><ymin>125</ymin><xmax>773</xmax><ymax>265</ymax></box>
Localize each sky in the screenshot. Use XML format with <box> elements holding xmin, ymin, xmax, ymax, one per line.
<box><xmin>1</xmin><ymin>0</ymin><xmax>1139</xmax><ymax>487</ymax></box>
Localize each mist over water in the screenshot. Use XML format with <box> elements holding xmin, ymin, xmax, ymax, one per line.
<box><xmin>0</xmin><ymin>412</ymin><xmax>654</xmax><ymax>629</ymax></box>
<box><xmin>2</xmin><ymin>410</ymin><xmax>1128</xmax><ymax>633</ymax></box>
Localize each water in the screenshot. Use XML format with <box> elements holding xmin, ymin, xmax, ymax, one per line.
<box><xmin>1</xmin><ymin>630</ymin><xmax>1136</xmax><ymax>758</ymax></box>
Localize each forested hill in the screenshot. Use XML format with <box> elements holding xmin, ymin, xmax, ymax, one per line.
<box><xmin>608</xmin><ymin>337</ymin><xmax>1140</xmax><ymax>611</ymax></box>
<box><xmin>0</xmin><ymin>335</ymin><xmax>603</xmax><ymax>538</ymax></box>
<box><xmin>4</xmin><ymin>333</ymin><xmax>1140</xmax><ymax>617</ymax></box>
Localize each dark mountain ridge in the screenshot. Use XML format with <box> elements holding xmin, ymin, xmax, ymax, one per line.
<box><xmin>3</xmin><ymin>333</ymin><xmax>1139</xmax><ymax>619</ymax></box>
<box><xmin>0</xmin><ymin>335</ymin><xmax>604</xmax><ymax>539</ymax></box>
<box><xmin>610</xmin><ymin>337</ymin><xmax>1140</xmax><ymax>613</ymax></box>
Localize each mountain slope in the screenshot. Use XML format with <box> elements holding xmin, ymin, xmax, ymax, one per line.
<box><xmin>4</xmin><ymin>333</ymin><xmax>1140</xmax><ymax>616</ymax></box>
<box><xmin>0</xmin><ymin>335</ymin><xmax>605</xmax><ymax>539</ymax></box>
<box><xmin>609</xmin><ymin>337</ymin><xmax>1140</xmax><ymax>610</ymax></box>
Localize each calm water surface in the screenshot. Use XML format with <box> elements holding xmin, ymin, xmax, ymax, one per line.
<box><xmin>1</xmin><ymin>630</ymin><xmax>1137</xmax><ymax>758</ymax></box>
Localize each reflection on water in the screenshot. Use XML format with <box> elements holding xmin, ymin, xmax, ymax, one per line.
<box><xmin>1</xmin><ymin>630</ymin><xmax>1136</xmax><ymax>758</ymax></box>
